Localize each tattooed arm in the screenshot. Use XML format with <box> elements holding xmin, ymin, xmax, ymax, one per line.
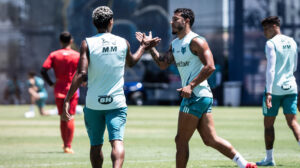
<box><xmin>149</xmin><ymin>46</ymin><xmax>174</xmax><ymax>70</ymax></box>
<box><xmin>136</xmin><ymin>31</ymin><xmax>174</xmax><ymax>70</ymax></box>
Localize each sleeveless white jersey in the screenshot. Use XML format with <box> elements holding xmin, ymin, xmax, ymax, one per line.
<box><xmin>85</xmin><ymin>33</ymin><xmax>128</xmax><ymax>110</ymax></box>
<box><xmin>267</xmin><ymin>34</ymin><xmax>298</xmax><ymax>95</ymax></box>
<box><xmin>171</xmin><ymin>31</ymin><xmax>212</xmax><ymax>98</ymax></box>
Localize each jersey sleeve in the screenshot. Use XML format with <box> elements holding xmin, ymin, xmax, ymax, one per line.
<box><xmin>265</xmin><ymin>41</ymin><xmax>276</xmax><ymax>94</ymax></box>
<box><xmin>42</xmin><ymin>53</ymin><xmax>54</xmax><ymax>69</ymax></box>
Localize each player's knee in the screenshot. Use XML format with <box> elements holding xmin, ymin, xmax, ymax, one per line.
<box><xmin>202</xmin><ymin>137</ymin><xmax>217</xmax><ymax>147</ymax></box>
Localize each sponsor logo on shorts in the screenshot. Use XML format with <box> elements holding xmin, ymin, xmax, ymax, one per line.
<box><xmin>98</xmin><ymin>95</ymin><xmax>113</xmax><ymax>104</ymax></box>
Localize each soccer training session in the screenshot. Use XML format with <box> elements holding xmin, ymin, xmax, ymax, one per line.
<box><xmin>1</xmin><ymin>0</ymin><xmax>300</xmax><ymax>168</ymax></box>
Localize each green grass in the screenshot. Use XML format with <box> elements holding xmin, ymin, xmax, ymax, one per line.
<box><xmin>0</xmin><ymin>105</ymin><xmax>300</xmax><ymax>168</ymax></box>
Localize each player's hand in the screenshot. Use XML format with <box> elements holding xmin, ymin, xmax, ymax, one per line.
<box><xmin>136</xmin><ymin>31</ymin><xmax>161</xmax><ymax>50</ymax></box>
<box><xmin>177</xmin><ymin>85</ymin><xmax>193</xmax><ymax>98</ymax></box>
<box><xmin>265</xmin><ymin>93</ymin><xmax>272</xmax><ymax>109</ymax></box>
<box><xmin>81</xmin><ymin>82</ymin><xmax>87</xmax><ymax>87</ymax></box>
<box><xmin>62</xmin><ymin>101</ymin><xmax>73</xmax><ymax>121</ymax></box>
<box><xmin>136</xmin><ymin>31</ymin><xmax>152</xmax><ymax>43</ymax></box>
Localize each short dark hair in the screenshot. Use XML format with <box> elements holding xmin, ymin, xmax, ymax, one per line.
<box><xmin>59</xmin><ymin>31</ymin><xmax>72</xmax><ymax>44</ymax></box>
<box><xmin>261</xmin><ymin>16</ymin><xmax>280</xmax><ymax>27</ymax></box>
<box><xmin>28</xmin><ymin>71</ymin><xmax>36</xmax><ymax>77</ymax></box>
<box><xmin>92</xmin><ymin>6</ymin><xmax>113</xmax><ymax>29</ymax></box>
<box><xmin>174</xmin><ymin>8</ymin><xmax>195</xmax><ymax>27</ymax></box>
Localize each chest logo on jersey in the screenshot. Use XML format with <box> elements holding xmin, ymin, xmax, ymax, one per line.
<box><xmin>283</xmin><ymin>44</ymin><xmax>291</xmax><ymax>49</ymax></box>
<box><xmin>176</xmin><ymin>61</ymin><xmax>190</xmax><ymax>67</ymax></box>
<box><xmin>102</xmin><ymin>46</ymin><xmax>118</xmax><ymax>53</ymax></box>
<box><xmin>181</xmin><ymin>47</ymin><xmax>186</xmax><ymax>54</ymax></box>
<box><xmin>98</xmin><ymin>95</ymin><xmax>113</xmax><ymax>104</ymax></box>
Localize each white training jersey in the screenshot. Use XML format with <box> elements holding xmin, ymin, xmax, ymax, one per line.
<box><xmin>85</xmin><ymin>33</ymin><xmax>128</xmax><ymax>110</ymax></box>
<box><xmin>171</xmin><ymin>31</ymin><xmax>213</xmax><ymax>98</ymax></box>
<box><xmin>266</xmin><ymin>34</ymin><xmax>298</xmax><ymax>95</ymax></box>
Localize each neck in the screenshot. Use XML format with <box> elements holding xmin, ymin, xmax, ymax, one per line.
<box><xmin>61</xmin><ymin>44</ymin><xmax>71</xmax><ymax>49</ymax></box>
<box><xmin>98</xmin><ymin>29</ymin><xmax>109</xmax><ymax>33</ymax></box>
<box><xmin>177</xmin><ymin>28</ymin><xmax>191</xmax><ymax>39</ymax></box>
<box><xmin>270</xmin><ymin>31</ymin><xmax>281</xmax><ymax>39</ymax></box>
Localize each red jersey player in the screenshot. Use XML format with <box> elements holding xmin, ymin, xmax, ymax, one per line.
<box><xmin>41</xmin><ymin>31</ymin><xmax>80</xmax><ymax>154</ymax></box>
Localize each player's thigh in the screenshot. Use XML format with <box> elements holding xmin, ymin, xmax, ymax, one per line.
<box><xmin>176</xmin><ymin>111</ymin><xmax>199</xmax><ymax>142</ymax></box>
<box><xmin>83</xmin><ymin>107</ymin><xmax>106</xmax><ymax>146</ymax></box>
<box><xmin>106</xmin><ymin>107</ymin><xmax>127</xmax><ymax>141</ymax></box>
<box><xmin>262</xmin><ymin>94</ymin><xmax>281</xmax><ymax>117</ymax></box>
<box><xmin>284</xmin><ymin>113</ymin><xmax>298</xmax><ymax>127</ymax></box>
<box><xmin>55</xmin><ymin>98</ymin><xmax>64</xmax><ymax>115</ymax></box>
<box><xmin>282</xmin><ymin>94</ymin><xmax>297</xmax><ymax>115</ymax></box>
<box><xmin>197</xmin><ymin>113</ymin><xmax>218</xmax><ymax>141</ymax></box>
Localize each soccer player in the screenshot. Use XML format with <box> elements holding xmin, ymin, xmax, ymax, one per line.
<box><xmin>62</xmin><ymin>6</ymin><xmax>160</xmax><ymax>168</ymax></box>
<box><xmin>24</xmin><ymin>71</ymin><xmax>54</xmax><ymax>118</ymax></box>
<box><xmin>136</xmin><ymin>8</ymin><xmax>256</xmax><ymax>168</ymax></box>
<box><xmin>41</xmin><ymin>31</ymin><xmax>80</xmax><ymax>154</ymax></box>
<box><xmin>256</xmin><ymin>16</ymin><xmax>300</xmax><ymax>166</ymax></box>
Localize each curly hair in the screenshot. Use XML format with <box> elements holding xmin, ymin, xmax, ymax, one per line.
<box><xmin>174</xmin><ymin>8</ymin><xmax>195</xmax><ymax>27</ymax></box>
<box><xmin>92</xmin><ymin>6</ymin><xmax>113</xmax><ymax>29</ymax></box>
<box><xmin>261</xmin><ymin>16</ymin><xmax>280</xmax><ymax>27</ymax></box>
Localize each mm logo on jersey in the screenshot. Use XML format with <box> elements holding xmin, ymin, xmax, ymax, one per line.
<box><xmin>102</xmin><ymin>46</ymin><xmax>118</xmax><ymax>53</ymax></box>
<box><xmin>283</xmin><ymin>45</ymin><xmax>291</xmax><ymax>49</ymax></box>
<box><xmin>98</xmin><ymin>95</ymin><xmax>113</xmax><ymax>104</ymax></box>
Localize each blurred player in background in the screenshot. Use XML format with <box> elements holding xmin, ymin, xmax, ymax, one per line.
<box><xmin>41</xmin><ymin>31</ymin><xmax>80</xmax><ymax>154</ymax></box>
<box><xmin>136</xmin><ymin>8</ymin><xmax>256</xmax><ymax>168</ymax></box>
<box><xmin>62</xmin><ymin>6</ymin><xmax>160</xmax><ymax>168</ymax></box>
<box><xmin>24</xmin><ymin>71</ymin><xmax>55</xmax><ymax>118</ymax></box>
<box><xmin>256</xmin><ymin>16</ymin><xmax>300</xmax><ymax>166</ymax></box>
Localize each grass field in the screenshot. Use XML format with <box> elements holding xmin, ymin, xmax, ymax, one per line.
<box><xmin>0</xmin><ymin>105</ymin><xmax>300</xmax><ymax>168</ymax></box>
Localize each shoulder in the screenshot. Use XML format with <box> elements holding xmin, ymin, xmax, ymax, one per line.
<box><xmin>266</xmin><ymin>40</ymin><xmax>275</xmax><ymax>48</ymax></box>
<box><xmin>190</xmin><ymin>36</ymin><xmax>207</xmax><ymax>51</ymax></box>
<box><xmin>49</xmin><ymin>49</ymin><xmax>61</xmax><ymax>57</ymax></box>
<box><xmin>70</xmin><ymin>49</ymin><xmax>80</xmax><ymax>56</ymax></box>
<box><xmin>171</xmin><ymin>38</ymin><xmax>179</xmax><ymax>46</ymax></box>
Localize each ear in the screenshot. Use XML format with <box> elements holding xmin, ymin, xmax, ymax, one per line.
<box><xmin>185</xmin><ymin>18</ymin><xmax>190</xmax><ymax>25</ymax></box>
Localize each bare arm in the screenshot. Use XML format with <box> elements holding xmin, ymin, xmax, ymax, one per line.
<box><xmin>188</xmin><ymin>37</ymin><xmax>215</xmax><ymax>89</ymax></box>
<box><xmin>178</xmin><ymin>37</ymin><xmax>215</xmax><ymax>98</ymax></box>
<box><xmin>62</xmin><ymin>40</ymin><xmax>89</xmax><ymax>121</ymax></box>
<box><xmin>136</xmin><ymin>32</ymin><xmax>173</xmax><ymax>70</ymax></box>
<box><xmin>149</xmin><ymin>46</ymin><xmax>174</xmax><ymax>70</ymax></box>
<box><xmin>125</xmin><ymin>41</ymin><xmax>146</xmax><ymax>67</ymax></box>
<box><xmin>126</xmin><ymin>34</ymin><xmax>161</xmax><ymax>67</ymax></box>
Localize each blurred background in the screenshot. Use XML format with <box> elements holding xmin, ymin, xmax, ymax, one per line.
<box><xmin>0</xmin><ymin>0</ymin><xmax>299</xmax><ymax>106</ymax></box>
